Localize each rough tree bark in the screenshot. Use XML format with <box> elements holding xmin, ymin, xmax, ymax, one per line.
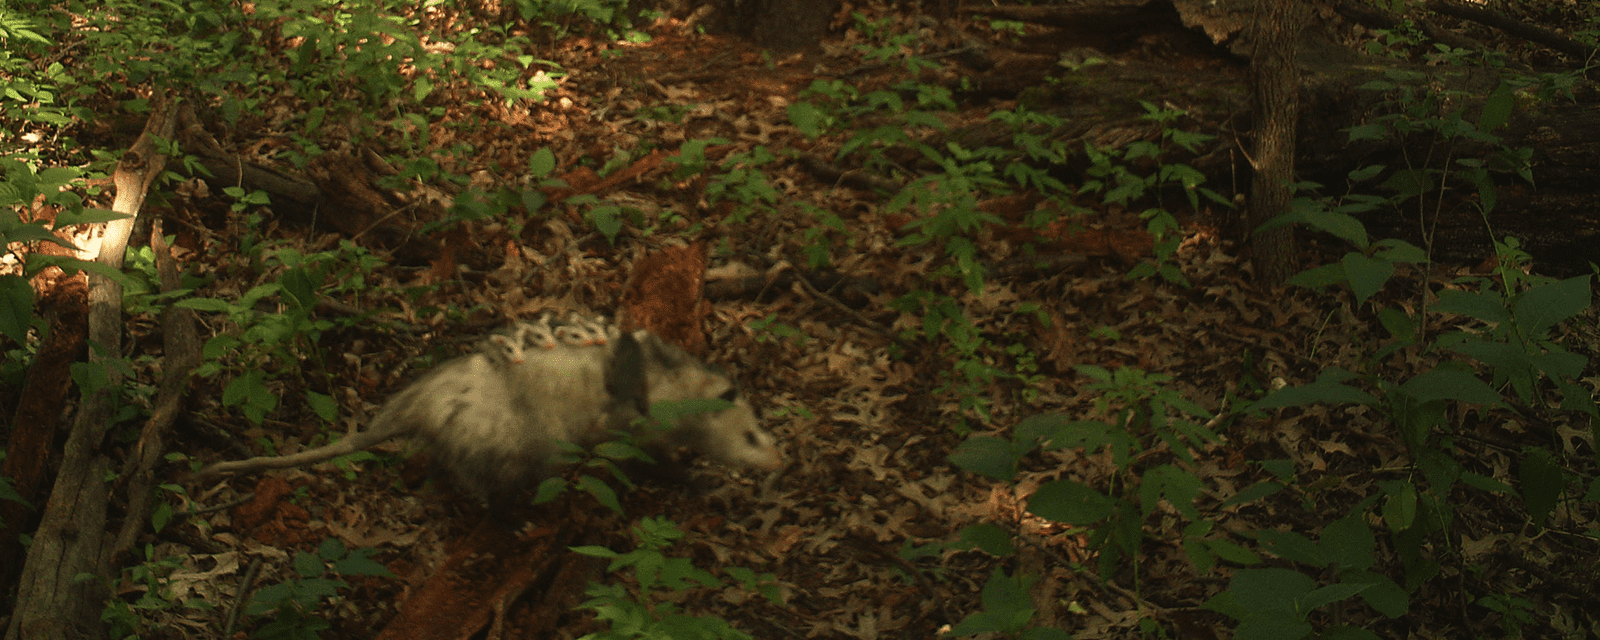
<box><xmin>1247</xmin><ymin>0</ymin><xmax>1307</xmax><ymax>286</ymax></box>
<box><xmin>5</xmin><ymin>95</ymin><xmax>177</xmax><ymax>640</ymax></box>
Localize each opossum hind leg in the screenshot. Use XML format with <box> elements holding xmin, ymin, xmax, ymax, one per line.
<box><xmin>439</xmin><ymin>444</ymin><xmax>559</xmax><ymax>526</ymax></box>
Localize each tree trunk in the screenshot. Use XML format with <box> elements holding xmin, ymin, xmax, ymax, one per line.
<box><xmin>1248</xmin><ymin>0</ymin><xmax>1307</xmax><ymax>286</ymax></box>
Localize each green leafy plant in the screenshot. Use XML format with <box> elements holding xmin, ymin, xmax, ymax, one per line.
<box><xmin>986</xmin><ymin>105</ymin><xmax>1074</xmax><ymax>195</ymax></box>
<box><xmin>1228</xmin><ymin>252</ymin><xmax>1592</xmax><ymax>639</ymax></box>
<box><xmin>1188</xmin><ymin>462</ymin><xmax>1410</xmax><ymax>640</ymax></box>
<box><xmin>102</xmin><ymin>544</ymin><xmax>216</xmax><ymax>640</ymax></box>
<box><xmin>943</xmin><ymin>569</ymin><xmax>1066</xmax><ymax>640</ymax></box>
<box><xmin>941</xmin><ymin>370</ymin><xmax>1430</xmax><ymax>640</ymax></box>
<box><xmin>705</xmin><ymin>146</ymin><xmax>779</xmax><ymax>223</ymax></box>
<box><xmin>820</xmin><ymin>81</ymin><xmax>1076</xmax><ymax>433</ymax></box>
<box><xmin>0</xmin><ymin>11</ymin><xmax>84</xmax><ymax>144</ymax></box>
<box><xmin>951</xmin><ymin>368</ymin><xmax>1218</xmax><ymax>573</ymax></box>
<box><xmin>791</xmin><ymin>78</ymin><xmax>948</xmax><ymax>176</ymax></box>
<box><xmin>1078</xmin><ymin>101</ymin><xmax>1228</xmax><ymax>284</ymax></box>
<box><xmin>849</xmin><ymin>12</ymin><xmax>939</xmax><ymax>74</ymax></box>
<box><xmin>933</xmin><ymin>65</ymin><xmax>1594</xmax><ymax>635</ymax></box>
<box><xmin>224</xmin><ymin>186</ymin><xmax>271</xmax><ymax>214</ymax></box>
<box><xmin>796</xmin><ymin>203</ymin><xmax>849</xmax><ymax>269</ymax></box>
<box><xmin>665</xmin><ymin>137</ymin><xmax>727</xmax><ymax>179</ymax></box>
<box><xmin>1475</xmin><ymin>592</ymin><xmax>1537</xmax><ymax>639</ymax></box>
<box><xmin>245</xmin><ymin>538</ymin><xmax>394</xmax><ymax>640</ymax></box>
<box><xmin>796</xmin><ymin>73</ymin><xmax>1233</xmax><ymax>432</ymax></box>
<box><xmin>1221</xmin><ymin>62</ymin><xmax>1597</xmax><ymax>638</ymax></box>
<box><xmin>571</xmin><ymin>516</ymin><xmax>780</xmax><ymax>640</ymax></box>
<box><xmin>1251</xmin><ymin>244</ymin><xmax>1593</xmax><ymax>581</ymax></box>
<box><xmin>178</xmin><ymin>241</ymin><xmax>382</xmax><ymax>425</ymax></box>
<box><xmin>984</xmin><ymin>19</ymin><xmax>1026</xmax><ymax>37</ymax></box>
<box><xmin>534</xmin><ymin>397</ymin><xmax>745</xmax><ymax>513</ymax></box>
<box><xmin>941</xmin><ymin>370</ymin><xmax>1220</xmax><ymax>638</ymax></box>
<box><xmin>749</xmin><ymin>313</ymin><xmax>807</xmax><ymax>344</ymax></box>
<box><xmin>1362</xmin><ymin>22</ymin><xmax>1428</xmax><ymax>59</ymax></box>
<box><xmin>0</xmin><ymin>160</ymin><xmax>131</xmax><ymax>345</ymax></box>
<box><xmin>580</xmin><ymin>200</ymin><xmax>633</xmax><ymax>245</ymax></box>
<box><xmin>513</xmin><ymin>0</ymin><xmax>633</xmax><ymax>29</ymax></box>
<box><xmin>888</xmin><ymin>290</ymin><xmax>1002</xmax><ymax>420</ymax></box>
<box><xmin>121</xmin><ymin>237</ymin><xmax>214</xmax><ymax>317</ymax></box>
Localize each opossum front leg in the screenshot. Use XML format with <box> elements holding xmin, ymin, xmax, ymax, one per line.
<box><xmin>603</xmin><ymin>330</ymin><xmax>650</xmax><ymax>416</ymax></box>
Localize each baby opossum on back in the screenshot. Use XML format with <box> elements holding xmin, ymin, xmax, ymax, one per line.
<box><xmin>195</xmin><ymin>312</ymin><xmax>783</xmax><ymax>513</ymax></box>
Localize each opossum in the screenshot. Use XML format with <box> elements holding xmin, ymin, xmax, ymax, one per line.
<box><xmin>195</xmin><ymin>311</ymin><xmax>782</xmax><ymax>513</ymax></box>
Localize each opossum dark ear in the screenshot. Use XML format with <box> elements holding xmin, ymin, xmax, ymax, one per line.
<box><xmin>606</xmin><ymin>330</ymin><xmax>650</xmax><ymax>416</ymax></box>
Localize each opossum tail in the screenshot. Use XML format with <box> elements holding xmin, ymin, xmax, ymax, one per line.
<box><xmin>191</xmin><ymin>426</ymin><xmax>401</xmax><ymax>480</ymax></box>
<box><xmin>191</xmin><ymin>354</ymin><xmax>469</xmax><ymax>481</ymax></box>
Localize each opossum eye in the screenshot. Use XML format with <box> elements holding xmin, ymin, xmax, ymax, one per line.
<box><xmin>719</xmin><ymin>388</ymin><xmax>739</xmax><ymax>402</ymax></box>
<box><xmin>743</xmin><ymin>430</ymin><xmax>762</xmax><ymax>447</ymax></box>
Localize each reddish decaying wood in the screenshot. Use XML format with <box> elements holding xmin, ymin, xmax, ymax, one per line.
<box><xmin>0</xmin><ymin>276</ymin><xmax>86</xmax><ymax>594</ymax></box>
<box><xmin>621</xmin><ymin>242</ymin><xmax>711</xmax><ymax>354</ymax></box>
<box><xmin>374</xmin><ymin>522</ymin><xmax>569</xmax><ymax>640</ymax></box>
<box><xmin>368</xmin><ymin>505</ymin><xmax>619</xmax><ymax>639</ymax></box>
<box><xmin>231</xmin><ymin>476</ymin><xmax>303</xmax><ymax>534</ymax></box>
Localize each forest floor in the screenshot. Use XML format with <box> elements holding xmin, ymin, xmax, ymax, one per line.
<box><xmin>9</xmin><ymin>1</ymin><xmax>1600</xmax><ymax>639</ymax></box>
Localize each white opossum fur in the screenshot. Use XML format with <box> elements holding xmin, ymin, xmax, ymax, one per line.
<box><xmin>195</xmin><ymin>312</ymin><xmax>782</xmax><ymax>513</ymax></box>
